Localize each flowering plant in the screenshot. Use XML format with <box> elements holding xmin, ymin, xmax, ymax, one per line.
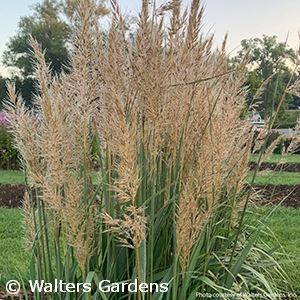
<box><xmin>0</xmin><ymin>111</ymin><xmax>9</xmax><ymax>127</ymax></box>
<box><xmin>0</xmin><ymin>111</ymin><xmax>19</xmax><ymax>169</ymax></box>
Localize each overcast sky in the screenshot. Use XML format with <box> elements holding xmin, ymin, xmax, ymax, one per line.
<box><xmin>0</xmin><ymin>0</ymin><xmax>299</xmax><ymax>76</ymax></box>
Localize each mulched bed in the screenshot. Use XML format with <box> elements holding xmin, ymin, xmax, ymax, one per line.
<box><xmin>250</xmin><ymin>184</ymin><xmax>300</xmax><ymax>208</ymax></box>
<box><xmin>0</xmin><ymin>291</ymin><xmax>34</xmax><ymax>300</ymax></box>
<box><xmin>247</xmin><ymin>162</ymin><xmax>300</xmax><ymax>208</ymax></box>
<box><xmin>1</xmin><ymin>183</ymin><xmax>300</xmax><ymax>209</ymax></box>
<box><xmin>0</xmin><ymin>184</ymin><xmax>26</xmax><ymax>208</ymax></box>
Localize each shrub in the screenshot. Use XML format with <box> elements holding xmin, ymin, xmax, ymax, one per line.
<box><xmin>0</xmin><ymin>112</ymin><xmax>19</xmax><ymax>169</ymax></box>
<box><xmin>6</xmin><ymin>0</ymin><xmax>294</xmax><ymax>299</ymax></box>
<box><xmin>266</xmin><ymin>131</ymin><xmax>284</xmax><ymax>154</ymax></box>
<box><xmin>275</xmin><ymin>109</ymin><xmax>300</xmax><ymax>128</ymax></box>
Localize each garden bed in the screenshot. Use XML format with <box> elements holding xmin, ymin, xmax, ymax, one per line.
<box><xmin>0</xmin><ymin>290</ymin><xmax>34</xmax><ymax>300</ymax></box>
<box><xmin>0</xmin><ymin>184</ymin><xmax>26</xmax><ymax>208</ymax></box>
<box><xmin>250</xmin><ymin>184</ymin><xmax>300</xmax><ymax>208</ymax></box>
<box><xmin>1</xmin><ymin>183</ymin><xmax>300</xmax><ymax>209</ymax></box>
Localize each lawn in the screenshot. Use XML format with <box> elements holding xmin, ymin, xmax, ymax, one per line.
<box><xmin>250</xmin><ymin>153</ymin><xmax>300</xmax><ymax>164</ymax></box>
<box><xmin>0</xmin><ymin>170</ymin><xmax>100</xmax><ymax>185</ymax></box>
<box><xmin>0</xmin><ymin>170</ymin><xmax>24</xmax><ymax>184</ymax></box>
<box><xmin>246</xmin><ymin>171</ymin><xmax>300</xmax><ymax>185</ymax></box>
<box><xmin>248</xmin><ymin>205</ymin><xmax>300</xmax><ymax>292</ymax></box>
<box><xmin>2</xmin><ymin>155</ymin><xmax>299</xmax><ymax>187</ymax></box>
<box><xmin>0</xmin><ymin>207</ymin><xmax>30</xmax><ymax>288</ymax></box>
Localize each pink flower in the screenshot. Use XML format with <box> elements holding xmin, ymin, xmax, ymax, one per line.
<box><xmin>0</xmin><ymin>111</ymin><xmax>9</xmax><ymax>127</ymax></box>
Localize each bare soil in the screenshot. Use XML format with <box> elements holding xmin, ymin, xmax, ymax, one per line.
<box><xmin>0</xmin><ymin>182</ymin><xmax>300</xmax><ymax>209</ymax></box>
<box><xmin>247</xmin><ymin>162</ymin><xmax>300</xmax><ymax>208</ymax></box>
<box><xmin>250</xmin><ymin>184</ymin><xmax>300</xmax><ymax>208</ymax></box>
<box><xmin>0</xmin><ymin>291</ymin><xmax>34</xmax><ymax>300</ymax></box>
<box><xmin>0</xmin><ymin>184</ymin><xmax>26</xmax><ymax>208</ymax></box>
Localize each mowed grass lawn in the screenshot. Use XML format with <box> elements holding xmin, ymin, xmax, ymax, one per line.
<box><xmin>1</xmin><ymin>157</ymin><xmax>300</xmax><ymax>291</ymax></box>
<box><xmin>0</xmin><ymin>170</ymin><xmax>101</xmax><ymax>185</ymax></box>
<box><xmin>0</xmin><ymin>207</ymin><xmax>30</xmax><ymax>288</ymax></box>
<box><xmin>250</xmin><ymin>153</ymin><xmax>300</xmax><ymax>164</ymax></box>
<box><xmin>246</xmin><ymin>171</ymin><xmax>300</xmax><ymax>185</ymax></box>
<box><xmin>249</xmin><ymin>205</ymin><xmax>300</xmax><ymax>292</ymax></box>
<box><xmin>0</xmin><ymin>170</ymin><xmax>30</xmax><ymax>288</ymax></box>
<box><xmin>0</xmin><ymin>170</ymin><xmax>25</xmax><ymax>184</ymax></box>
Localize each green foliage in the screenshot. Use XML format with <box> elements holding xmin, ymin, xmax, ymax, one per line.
<box><xmin>2</xmin><ymin>0</ymin><xmax>109</xmax><ymax>108</ymax></box>
<box><xmin>0</xmin><ymin>207</ymin><xmax>30</xmax><ymax>288</ymax></box>
<box><xmin>250</xmin><ymin>153</ymin><xmax>300</xmax><ymax>164</ymax></box>
<box><xmin>266</xmin><ymin>131</ymin><xmax>284</xmax><ymax>154</ymax></box>
<box><xmin>0</xmin><ymin>77</ymin><xmax>7</xmax><ymax>111</ymax></box>
<box><xmin>245</xmin><ymin>69</ymin><xmax>263</xmax><ymax>104</ymax></box>
<box><xmin>14</xmin><ymin>77</ymin><xmax>38</xmax><ymax>108</ymax></box>
<box><xmin>3</xmin><ymin>0</ymin><xmax>71</xmax><ymax>77</ymax></box>
<box><xmin>2</xmin><ymin>0</ymin><xmax>109</xmax><ymax>78</ymax></box>
<box><xmin>0</xmin><ymin>126</ymin><xmax>20</xmax><ymax>170</ymax></box>
<box><xmin>277</xmin><ymin>109</ymin><xmax>300</xmax><ymax>128</ymax></box>
<box><xmin>246</xmin><ymin>171</ymin><xmax>300</xmax><ymax>186</ymax></box>
<box><xmin>1</xmin><ymin>76</ymin><xmax>38</xmax><ymax>109</ymax></box>
<box><xmin>235</xmin><ymin>35</ymin><xmax>295</xmax><ymax>120</ymax></box>
<box><xmin>2</xmin><ymin>0</ymin><xmax>71</xmax><ymax>108</ymax></box>
<box><xmin>0</xmin><ymin>170</ymin><xmax>24</xmax><ymax>184</ymax></box>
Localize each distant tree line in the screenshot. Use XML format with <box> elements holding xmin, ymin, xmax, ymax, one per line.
<box><xmin>232</xmin><ymin>34</ymin><xmax>299</xmax><ymax>123</ymax></box>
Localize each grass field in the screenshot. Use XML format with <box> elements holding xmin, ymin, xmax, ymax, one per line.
<box><xmin>0</xmin><ymin>170</ymin><xmax>24</xmax><ymax>184</ymax></box>
<box><xmin>246</xmin><ymin>171</ymin><xmax>300</xmax><ymax>185</ymax></box>
<box><xmin>249</xmin><ymin>205</ymin><xmax>300</xmax><ymax>292</ymax></box>
<box><xmin>250</xmin><ymin>153</ymin><xmax>300</xmax><ymax>164</ymax></box>
<box><xmin>0</xmin><ymin>170</ymin><xmax>100</xmax><ymax>185</ymax></box>
<box><xmin>0</xmin><ymin>207</ymin><xmax>30</xmax><ymax>288</ymax></box>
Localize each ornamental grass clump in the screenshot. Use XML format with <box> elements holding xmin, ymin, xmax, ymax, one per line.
<box><xmin>5</xmin><ymin>0</ymin><xmax>293</xmax><ymax>299</ymax></box>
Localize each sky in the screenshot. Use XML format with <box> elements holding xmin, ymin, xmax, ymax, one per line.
<box><xmin>0</xmin><ymin>0</ymin><xmax>300</xmax><ymax>76</ymax></box>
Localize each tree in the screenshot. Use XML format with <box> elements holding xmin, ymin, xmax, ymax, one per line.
<box><xmin>4</xmin><ymin>0</ymin><xmax>69</xmax><ymax>77</ymax></box>
<box><xmin>2</xmin><ymin>0</ymin><xmax>109</xmax><ymax>107</ymax></box>
<box><xmin>235</xmin><ymin>35</ymin><xmax>295</xmax><ymax>120</ymax></box>
<box><xmin>3</xmin><ymin>0</ymin><xmax>109</xmax><ymax>77</ymax></box>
